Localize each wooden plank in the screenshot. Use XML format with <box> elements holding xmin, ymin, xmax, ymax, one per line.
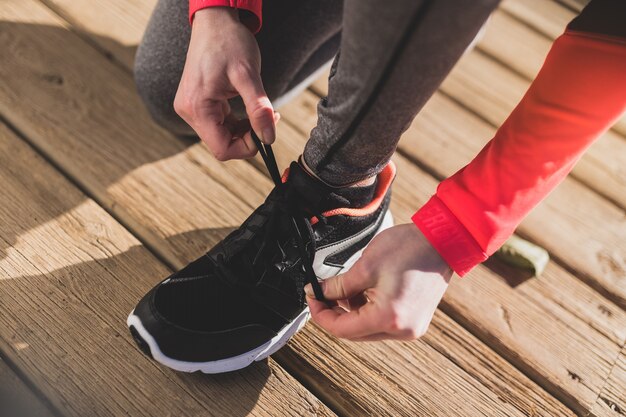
<box><xmin>500</xmin><ymin>0</ymin><xmax>575</xmax><ymax>39</ymax></box>
<box><xmin>40</xmin><ymin>0</ymin><xmax>152</xmax><ymax>68</ymax></box>
<box><xmin>556</xmin><ymin>0</ymin><xmax>588</xmax><ymax>12</ymax></box>
<box><xmin>276</xmin><ymin>91</ymin><xmax>626</xmax><ymax>415</ymax></box>
<box><xmin>0</xmin><ymin>356</ymin><xmax>55</xmax><ymax>417</ymax></box>
<box><xmin>0</xmin><ymin>123</ymin><xmax>332</xmax><ymax>416</ymax></box>
<box><xmin>1</xmin><ymin>1</ymin><xmax>574</xmax><ymax>416</ymax></box>
<box><xmin>493</xmin><ymin>2</ymin><xmax>626</xmax><ymax>137</ymax></box>
<box><xmin>283</xmin><ymin>311</ymin><xmax>573</xmax><ymax>417</ymax></box>
<box><xmin>480</xmin><ymin>10</ymin><xmax>553</xmax><ymax>82</ymax></box>
<box><xmin>591</xmin><ymin>347</ymin><xmax>626</xmax><ymax>417</ymax></box>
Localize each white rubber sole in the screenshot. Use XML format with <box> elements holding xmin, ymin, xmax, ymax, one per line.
<box><xmin>127</xmin><ymin>307</ymin><xmax>310</xmax><ymax>374</ymax></box>
<box><xmin>127</xmin><ymin>211</ymin><xmax>394</xmax><ymax>373</ymax></box>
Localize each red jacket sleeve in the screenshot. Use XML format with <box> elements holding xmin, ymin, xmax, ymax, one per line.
<box><xmin>413</xmin><ymin>31</ymin><xmax>626</xmax><ymax>276</ymax></box>
<box><xmin>189</xmin><ymin>0</ymin><xmax>262</xmax><ymax>34</ymax></box>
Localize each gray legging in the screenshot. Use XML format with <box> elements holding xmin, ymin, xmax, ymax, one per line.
<box><xmin>135</xmin><ymin>0</ymin><xmax>500</xmax><ymax>186</ymax></box>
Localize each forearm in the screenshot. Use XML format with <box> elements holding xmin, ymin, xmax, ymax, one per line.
<box><xmin>414</xmin><ymin>25</ymin><xmax>626</xmax><ymax>276</ymax></box>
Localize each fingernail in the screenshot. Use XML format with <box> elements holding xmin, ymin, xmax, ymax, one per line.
<box><xmin>262</xmin><ymin>127</ymin><xmax>275</xmax><ymax>144</ymax></box>
<box><xmin>304</xmin><ymin>284</ymin><xmax>313</xmax><ymax>298</ymax></box>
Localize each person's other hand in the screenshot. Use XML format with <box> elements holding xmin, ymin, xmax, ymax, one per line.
<box><xmin>305</xmin><ymin>224</ymin><xmax>452</xmax><ymax>341</ymax></box>
<box><xmin>174</xmin><ymin>7</ymin><xmax>277</xmax><ymax>161</ymax></box>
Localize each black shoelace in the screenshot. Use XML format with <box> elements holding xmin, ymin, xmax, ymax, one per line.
<box><xmin>214</xmin><ymin>131</ymin><xmax>326</xmax><ymax>302</ymax></box>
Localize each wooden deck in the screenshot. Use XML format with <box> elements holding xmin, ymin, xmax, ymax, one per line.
<box><xmin>0</xmin><ymin>0</ymin><xmax>624</xmax><ymax>415</ymax></box>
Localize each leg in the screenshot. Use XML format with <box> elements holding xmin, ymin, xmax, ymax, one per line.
<box><xmin>303</xmin><ymin>0</ymin><xmax>500</xmax><ymax>185</ymax></box>
<box><xmin>134</xmin><ymin>0</ymin><xmax>342</xmax><ymax>136</ymax></box>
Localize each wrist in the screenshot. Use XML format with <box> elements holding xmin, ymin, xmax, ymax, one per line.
<box><xmin>405</xmin><ymin>223</ymin><xmax>454</xmax><ymax>281</ymax></box>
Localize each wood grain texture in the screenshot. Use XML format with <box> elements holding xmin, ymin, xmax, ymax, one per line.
<box><xmin>480</xmin><ymin>10</ymin><xmax>551</xmax><ymax>79</ymax></box>
<box><xmin>496</xmin><ymin>0</ymin><xmax>626</xmax><ymax>137</ymax></box>
<box><xmin>556</xmin><ymin>0</ymin><xmax>589</xmax><ymax>12</ymax></box>
<box><xmin>1</xmin><ymin>0</ymin><xmax>576</xmax><ymax>415</ymax></box>
<box><xmin>501</xmin><ymin>0</ymin><xmax>575</xmax><ymax>39</ymax></box>
<box><xmin>0</xmin><ymin>356</ymin><xmax>55</xmax><ymax>417</ymax></box>
<box><xmin>591</xmin><ymin>347</ymin><xmax>626</xmax><ymax>417</ymax></box>
<box><xmin>0</xmin><ymin>122</ymin><xmax>333</xmax><ymax>417</ymax></box>
<box><xmin>40</xmin><ymin>0</ymin><xmax>152</xmax><ymax>68</ymax></box>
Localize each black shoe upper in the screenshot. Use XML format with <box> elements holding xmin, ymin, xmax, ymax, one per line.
<box><xmin>132</xmin><ymin>158</ymin><xmax>391</xmax><ymax>363</ymax></box>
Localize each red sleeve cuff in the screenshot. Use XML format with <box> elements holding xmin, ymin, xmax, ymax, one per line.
<box><xmin>189</xmin><ymin>0</ymin><xmax>262</xmax><ymax>34</ymax></box>
<box><xmin>412</xmin><ymin>195</ymin><xmax>488</xmax><ymax>277</ymax></box>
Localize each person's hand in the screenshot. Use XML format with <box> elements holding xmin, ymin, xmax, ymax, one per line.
<box><xmin>305</xmin><ymin>224</ymin><xmax>452</xmax><ymax>341</ymax></box>
<box><xmin>174</xmin><ymin>7</ymin><xmax>277</xmax><ymax>161</ymax></box>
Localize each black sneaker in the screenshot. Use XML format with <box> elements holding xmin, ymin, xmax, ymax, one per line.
<box><xmin>127</xmin><ymin>137</ymin><xmax>395</xmax><ymax>373</ymax></box>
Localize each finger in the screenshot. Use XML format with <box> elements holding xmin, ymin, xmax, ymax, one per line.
<box><xmin>240</xmin><ymin>111</ymin><xmax>280</xmax><ymax>151</ymax></box>
<box><xmin>177</xmin><ymin>99</ymin><xmax>229</xmax><ymax>156</ymax></box>
<box><xmin>306</xmin><ymin>261</ymin><xmax>376</xmax><ymax>302</ymax></box>
<box><xmin>230</xmin><ymin>69</ymin><xmax>276</xmax><ymax>144</ymax></box>
<box><xmin>224</xmin><ymin>115</ymin><xmax>257</xmax><ymax>157</ymax></box>
<box><xmin>191</xmin><ymin>102</ymin><xmax>256</xmax><ymax>160</ymax></box>
<box><xmin>307</xmin><ymin>295</ymin><xmax>382</xmax><ymax>339</ymax></box>
<box><xmin>195</xmin><ymin>121</ymin><xmax>257</xmax><ymax>161</ymax></box>
<box><xmin>224</xmin><ymin>114</ymin><xmax>251</xmax><ymax>139</ymax></box>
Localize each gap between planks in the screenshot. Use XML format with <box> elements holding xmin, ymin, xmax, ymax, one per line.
<box><xmin>0</xmin><ymin>353</ymin><xmax>58</xmax><ymax>417</ymax></box>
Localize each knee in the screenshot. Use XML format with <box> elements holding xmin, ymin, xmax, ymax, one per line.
<box><xmin>134</xmin><ymin>49</ymin><xmax>193</xmax><ymax>136</ymax></box>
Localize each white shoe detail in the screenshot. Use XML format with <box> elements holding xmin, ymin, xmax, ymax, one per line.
<box><xmin>313</xmin><ymin>210</ymin><xmax>394</xmax><ymax>279</ymax></box>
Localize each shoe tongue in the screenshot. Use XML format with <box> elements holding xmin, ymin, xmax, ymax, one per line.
<box><xmin>287</xmin><ymin>162</ymin><xmax>376</xmax><ymax>213</ymax></box>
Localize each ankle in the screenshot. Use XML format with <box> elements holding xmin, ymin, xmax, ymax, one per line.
<box><xmin>299</xmin><ymin>156</ymin><xmax>377</xmax><ymax>189</ymax></box>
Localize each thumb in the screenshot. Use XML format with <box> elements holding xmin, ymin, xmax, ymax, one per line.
<box><xmin>305</xmin><ymin>261</ymin><xmax>375</xmax><ymax>301</ymax></box>
<box><xmin>231</xmin><ymin>68</ymin><xmax>276</xmax><ymax>144</ymax></box>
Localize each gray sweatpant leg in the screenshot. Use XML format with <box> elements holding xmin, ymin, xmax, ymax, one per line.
<box><xmin>135</xmin><ymin>0</ymin><xmax>499</xmax><ymax>184</ymax></box>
